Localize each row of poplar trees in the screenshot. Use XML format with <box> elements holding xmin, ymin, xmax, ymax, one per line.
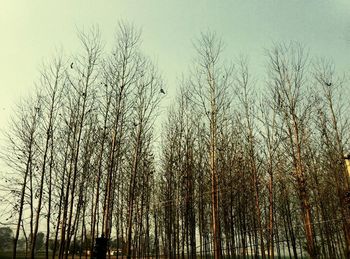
<box><xmin>2</xmin><ymin>23</ymin><xmax>350</xmax><ymax>259</ymax></box>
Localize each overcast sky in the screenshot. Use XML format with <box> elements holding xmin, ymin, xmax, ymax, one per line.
<box><xmin>1</xmin><ymin>0</ymin><xmax>350</xmax><ymax>136</ymax></box>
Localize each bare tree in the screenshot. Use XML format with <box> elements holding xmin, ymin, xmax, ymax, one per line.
<box><xmin>267</xmin><ymin>42</ymin><xmax>317</xmax><ymax>258</ymax></box>
<box><xmin>313</xmin><ymin>59</ymin><xmax>350</xmax><ymax>257</ymax></box>
<box><xmin>3</xmin><ymin>95</ymin><xmax>43</xmax><ymax>259</ymax></box>
<box><xmin>29</xmin><ymin>55</ymin><xmax>65</xmax><ymax>259</ymax></box>
<box><xmin>58</xmin><ymin>27</ymin><xmax>102</xmax><ymax>259</ymax></box>
<box><xmin>125</xmin><ymin>55</ymin><xmax>163</xmax><ymax>259</ymax></box>
<box><xmin>235</xmin><ymin>59</ymin><xmax>266</xmax><ymax>259</ymax></box>
<box><xmin>186</xmin><ymin>31</ymin><xmax>235</xmax><ymax>259</ymax></box>
<box><xmin>4</xmin><ymin>23</ymin><xmax>350</xmax><ymax>259</ymax></box>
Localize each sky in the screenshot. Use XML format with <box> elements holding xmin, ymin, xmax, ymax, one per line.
<box><xmin>0</xmin><ymin>0</ymin><xmax>350</xmax><ymax>138</ymax></box>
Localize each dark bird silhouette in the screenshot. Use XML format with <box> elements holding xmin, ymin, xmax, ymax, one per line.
<box><xmin>160</xmin><ymin>88</ymin><xmax>165</xmax><ymax>94</ymax></box>
<box><xmin>70</xmin><ymin>62</ymin><xmax>74</xmax><ymax>69</ymax></box>
<box><xmin>325</xmin><ymin>82</ymin><xmax>332</xmax><ymax>86</ymax></box>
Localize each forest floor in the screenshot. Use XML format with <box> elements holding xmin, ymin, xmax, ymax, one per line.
<box><xmin>0</xmin><ymin>254</ymin><xmax>307</xmax><ymax>259</ymax></box>
<box><xmin>0</xmin><ymin>251</ymin><xmax>308</xmax><ymax>259</ymax></box>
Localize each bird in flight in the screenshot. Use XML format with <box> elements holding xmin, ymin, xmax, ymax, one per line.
<box><xmin>325</xmin><ymin>82</ymin><xmax>332</xmax><ymax>86</ymax></box>
<box><xmin>160</xmin><ymin>88</ymin><xmax>165</xmax><ymax>94</ymax></box>
<box><xmin>70</xmin><ymin>62</ymin><xmax>74</xmax><ymax>69</ymax></box>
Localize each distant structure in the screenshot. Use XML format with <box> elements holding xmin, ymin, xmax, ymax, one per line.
<box><xmin>345</xmin><ymin>153</ymin><xmax>350</xmax><ymax>177</ymax></box>
<box><xmin>91</xmin><ymin>235</ymin><xmax>107</xmax><ymax>259</ymax></box>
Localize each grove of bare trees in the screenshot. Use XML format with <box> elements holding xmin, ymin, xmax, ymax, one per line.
<box><xmin>1</xmin><ymin>24</ymin><xmax>350</xmax><ymax>259</ymax></box>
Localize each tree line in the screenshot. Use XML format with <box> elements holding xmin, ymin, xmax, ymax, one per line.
<box><xmin>1</xmin><ymin>23</ymin><xmax>350</xmax><ymax>259</ymax></box>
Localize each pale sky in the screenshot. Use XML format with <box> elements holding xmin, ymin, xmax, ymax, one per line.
<box><xmin>1</xmin><ymin>0</ymin><xmax>350</xmax><ymax>135</ymax></box>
